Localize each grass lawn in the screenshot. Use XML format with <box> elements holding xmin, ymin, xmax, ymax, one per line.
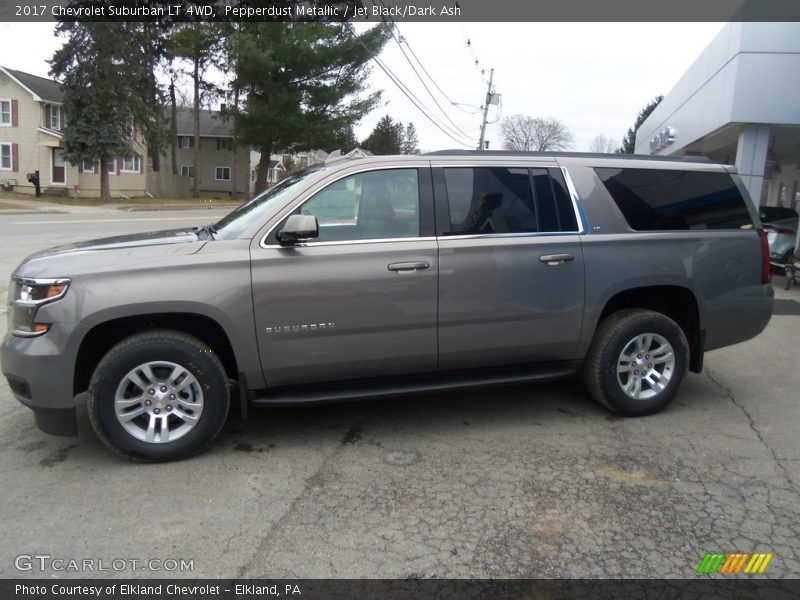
<box><xmin>0</xmin><ymin>193</ymin><xmax>244</xmax><ymax>210</ymax></box>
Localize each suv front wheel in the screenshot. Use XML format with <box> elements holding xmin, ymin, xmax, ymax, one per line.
<box><xmin>583</xmin><ymin>309</ymin><xmax>689</xmax><ymax>416</ymax></box>
<box><xmin>88</xmin><ymin>330</ymin><xmax>230</xmax><ymax>461</ymax></box>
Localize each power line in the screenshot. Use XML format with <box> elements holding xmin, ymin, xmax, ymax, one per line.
<box><xmin>366</xmin><ymin>3</ymin><xmax>489</xmax><ymax>146</ymax></box>
<box><xmin>371</xmin><ymin>1</ymin><xmax>481</xmax><ymax>116</ymax></box>
<box><xmin>372</xmin><ymin>53</ymin><xmax>475</xmax><ymax>147</ymax></box>
<box><xmin>371</xmin><ymin>5</ymin><xmax>476</xmax><ymax>142</ymax></box>
<box><xmin>401</xmin><ymin>37</ymin><xmax>483</xmax><ymax>115</ymax></box>
<box><xmin>458</xmin><ymin>23</ymin><xmax>487</xmax><ymax>82</ymax></box>
<box><xmin>346</xmin><ymin>24</ymin><xmax>475</xmax><ymax>148</ymax></box>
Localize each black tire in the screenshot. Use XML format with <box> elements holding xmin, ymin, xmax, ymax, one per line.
<box><xmin>88</xmin><ymin>330</ymin><xmax>230</xmax><ymax>461</ymax></box>
<box><xmin>583</xmin><ymin>309</ymin><xmax>689</xmax><ymax>416</ymax></box>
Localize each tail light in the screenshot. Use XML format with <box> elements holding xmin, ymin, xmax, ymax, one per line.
<box><xmin>758</xmin><ymin>229</ymin><xmax>770</xmax><ymax>284</ymax></box>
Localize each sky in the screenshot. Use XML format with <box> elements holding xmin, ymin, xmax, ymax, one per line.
<box><xmin>0</xmin><ymin>21</ymin><xmax>725</xmax><ymax>152</ymax></box>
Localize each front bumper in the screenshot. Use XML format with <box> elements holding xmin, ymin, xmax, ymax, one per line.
<box><xmin>1</xmin><ymin>328</ymin><xmax>78</xmax><ymax>436</ymax></box>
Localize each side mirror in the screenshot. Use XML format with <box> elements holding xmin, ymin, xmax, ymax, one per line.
<box><xmin>276</xmin><ymin>214</ymin><xmax>319</xmax><ymax>246</ymax></box>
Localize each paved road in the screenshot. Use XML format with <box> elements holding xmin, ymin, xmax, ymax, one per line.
<box><xmin>0</xmin><ymin>211</ymin><xmax>798</xmax><ymax>579</ymax></box>
<box><xmin>0</xmin><ymin>209</ymin><xmax>228</xmax><ymax>300</ymax></box>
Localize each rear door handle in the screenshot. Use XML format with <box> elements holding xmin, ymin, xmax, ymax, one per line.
<box><xmin>539</xmin><ymin>254</ymin><xmax>575</xmax><ymax>265</ymax></box>
<box><xmin>388</xmin><ymin>262</ymin><xmax>430</xmax><ymax>272</ymax></box>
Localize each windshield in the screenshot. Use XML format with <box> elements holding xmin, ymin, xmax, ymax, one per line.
<box><xmin>213</xmin><ymin>165</ymin><xmax>330</xmax><ymax>240</ymax></box>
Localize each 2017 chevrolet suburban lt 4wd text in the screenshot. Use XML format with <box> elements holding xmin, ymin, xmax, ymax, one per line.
<box><xmin>2</xmin><ymin>152</ymin><xmax>774</xmax><ymax>461</ymax></box>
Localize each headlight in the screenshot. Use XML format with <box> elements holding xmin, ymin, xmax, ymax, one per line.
<box><xmin>8</xmin><ymin>277</ymin><xmax>71</xmax><ymax>337</ymax></box>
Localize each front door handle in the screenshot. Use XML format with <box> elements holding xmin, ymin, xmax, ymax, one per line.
<box><xmin>388</xmin><ymin>262</ymin><xmax>430</xmax><ymax>272</ymax></box>
<box><xmin>539</xmin><ymin>254</ymin><xmax>575</xmax><ymax>265</ymax></box>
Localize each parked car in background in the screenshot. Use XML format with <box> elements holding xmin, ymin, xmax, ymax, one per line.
<box><xmin>760</xmin><ymin>206</ymin><xmax>799</xmax><ymax>264</ymax></box>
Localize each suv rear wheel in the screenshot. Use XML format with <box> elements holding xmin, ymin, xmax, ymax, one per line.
<box><xmin>583</xmin><ymin>309</ymin><xmax>689</xmax><ymax>416</ymax></box>
<box><xmin>88</xmin><ymin>330</ymin><xmax>230</xmax><ymax>461</ymax></box>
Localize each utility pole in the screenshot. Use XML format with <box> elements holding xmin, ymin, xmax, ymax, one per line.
<box><xmin>478</xmin><ymin>68</ymin><xmax>494</xmax><ymax>151</ymax></box>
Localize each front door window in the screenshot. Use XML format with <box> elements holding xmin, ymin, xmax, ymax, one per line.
<box><xmin>52</xmin><ymin>149</ymin><xmax>66</xmax><ymax>184</ymax></box>
<box><xmin>296</xmin><ymin>169</ymin><xmax>420</xmax><ymax>242</ymax></box>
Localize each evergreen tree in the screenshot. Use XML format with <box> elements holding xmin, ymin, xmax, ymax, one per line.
<box><xmin>618</xmin><ymin>96</ymin><xmax>663</xmax><ymax>154</ymax></box>
<box><xmin>231</xmin><ymin>22</ymin><xmax>390</xmax><ymax>193</ymax></box>
<box><xmin>138</xmin><ymin>22</ymin><xmax>175</xmax><ymax>174</ymax></box>
<box><xmin>50</xmin><ymin>22</ymin><xmax>159</xmax><ymax>202</ymax></box>
<box><xmin>169</xmin><ymin>23</ymin><xmax>225</xmax><ymax>197</ymax></box>
<box><xmin>401</xmin><ymin>122</ymin><xmax>420</xmax><ymax>154</ymax></box>
<box><xmin>362</xmin><ymin>115</ymin><xmax>404</xmax><ymax>155</ymax></box>
<box><xmin>331</xmin><ymin>124</ymin><xmax>359</xmax><ymax>152</ymax></box>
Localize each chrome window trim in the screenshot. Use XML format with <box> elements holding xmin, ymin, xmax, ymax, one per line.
<box><xmin>258</xmin><ymin>161</ymin><xmax>586</xmax><ymax>248</ymax></box>
<box><xmin>263</xmin><ymin>236</ymin><xmax>438</xmax><ymax>249</ymax></box>
<box><xmin>558</xmin><ymin>165</ymin><xmax>587</xmax><ymax>234</ymax></box>
<box><xmin>428</xmin><ymin>162</ymin><xmax>557</xmax><ymax>168</ymax></box>
<box><xmin>439</xmin><ymin>232</ymin><xmax>580</xmax><ymax>242</ymax></box>
<box><xmin>436</xmin><ymin>163</ymin><xmax>586</xmax><ymax>236</ymax></box>
<box><xmin>259</xmin><ymin>164</ymin><xmax>429</xmax><ymax>249</ymax></box>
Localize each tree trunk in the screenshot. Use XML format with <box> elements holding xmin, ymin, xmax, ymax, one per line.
<box><xmin>100</xmin><ymin>158</ymin><xmax>111</xmax><ymax>203</ymax></box>
<box><xmin>192</xmin><ymin>57</ymin><xmax>200</xmax><ymax>199</ymax></box>
<box><xmin>169</xmin><ymin>77</ymin><xmax>178</xmax><ymax>175</ymax></box>
<box><xmin>150</xmin><ymin>145</ymin><xmax>160</xmax><ymax>172</ymax></box>
<box><xmin>230</xmin><ymin>83</ymin><xmax>239</xmax><ymax>200</ymax></box>
<box><xmin>255</xmin><ymin>142</ymin><xmax>273</xmax><ymax>195</ymax></box>
<box><xmin>146</xmin><ymin>50</ymin><xmax>160</xmax><ymax>172</ymax></box>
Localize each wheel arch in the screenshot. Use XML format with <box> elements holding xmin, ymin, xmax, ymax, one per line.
<box><xmin>593</xmin><ymin>285</ymin><xmax>703</xmax><ymax>373</ymax></box>
<box><xmin>74</xmin><ymin>312</ymin><xmax>239</xmax><ymax>398</ymax></box>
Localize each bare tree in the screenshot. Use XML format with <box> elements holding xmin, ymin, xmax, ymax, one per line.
<box><xmin>501</xmin><ymin>114</ymin><xmax>573</xmax><ymax>151</ymax></box>
<box><xmin>589</xmin><ymin>134</ymin><xmax>618</xmax><ymax>153</ymax></box>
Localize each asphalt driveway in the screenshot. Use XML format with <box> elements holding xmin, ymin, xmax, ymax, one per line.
<box><xmin>0</xmin><ymin>210</ymin><xmax>798</xmax><ymax>579</ymax></box>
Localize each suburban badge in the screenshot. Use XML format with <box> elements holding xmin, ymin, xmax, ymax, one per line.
<box><xmin>265</xmin><ymin>322</ymin><xmax>336</xmax><ymax>334</ymax></box>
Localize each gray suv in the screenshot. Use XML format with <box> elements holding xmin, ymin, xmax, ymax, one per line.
<box><xmin>2</xmin><ymin>152</ymin><xmax>774</xmax><ymax>461</ymax></box>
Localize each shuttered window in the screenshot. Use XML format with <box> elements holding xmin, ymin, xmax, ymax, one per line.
<box><xmin>0</xmin><ymin>143</ymin><xmax>11</xmax><ymax>169</ymax></box>
<box><xmin>0</xmin><ymin>100</ymin><xmax>10</xmax><ymax>125</ymax></box>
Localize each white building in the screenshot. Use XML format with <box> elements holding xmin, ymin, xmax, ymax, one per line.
<box><xmin>635</xmin><ymin>22</ymin><xmax>800</xmax><ymax>211</ymax></box>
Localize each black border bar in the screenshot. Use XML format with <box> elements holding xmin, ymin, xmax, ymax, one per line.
<box><xmin>2</xmin><ymin>0</ymin><xmax>800</xmax><ymax>22</ymax></box>
<box><xmin>3</xmin><ymin>579</ymin><xmax>800</xmax><ymax>600</ymax></box>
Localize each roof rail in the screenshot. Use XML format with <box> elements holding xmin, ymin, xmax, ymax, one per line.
<box><xmin>423</xmin><ymin>149</ymin><xmax>713</xmax><ymax>163</ymax></box>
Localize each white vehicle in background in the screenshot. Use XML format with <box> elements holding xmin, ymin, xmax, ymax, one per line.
<box><xmin>760</xmin><ymin>206</ymin><xmax>799</xmax><ymax>265</ymax></box>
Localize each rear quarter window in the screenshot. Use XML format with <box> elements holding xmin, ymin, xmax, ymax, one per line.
<box><xmin>595</xmin><ymin>167</ymin><xmax>753</xmax><ymax>231</ymax></box>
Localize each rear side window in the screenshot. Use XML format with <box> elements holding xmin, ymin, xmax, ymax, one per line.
<box><xmin>596</xmin><ymin>168</ymin><xmax>753</xmax><ymax>231</ymax></box>
<box><xmin>443</xmin><ymin>167</ymin><xmax>578</xmax><ymax>235</ymax></box>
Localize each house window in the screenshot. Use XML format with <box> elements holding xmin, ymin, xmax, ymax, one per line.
<box><xmin>81</xmin><ymin>160</ymin><xmax>96</xmax><ymax>173</ymax></box>
<box><xmin>216</xmin><ymin>138</ymin><xmax>232</xmax><ymax>151</ymax></box>
<box><xmin>250</xmin><ymin>169</ymin><xmax>255</xmax><ymax>183</ymax></box>
<box><xmin>106</xmin><ymin>158</ymin><xmax>117</xmax><ymax>175</ymax></box>
<box><xmin>181</xmin><ymin>165</ymin><xmax>194</xmax><ymax>177</ymax></box>
<box><xmin>0</xmin><ymin>143</ymin><xmax>11</xmax><ymax>169</ymax></box>
<box><xmin>121</xmin><ymin>154</ymin><xmax>141</xmax><ymax>173</ymax></box>
<box><xmin>50</xmin><ymin>106</ymin><xmax>62</xmax><ymax>130</ymax></box>
<box><xmin>179</xmin><ymin>136</ymin><xmax>194</xmax><ymax>149</ymax></box>
<box><xmin>0</xmin><ymin>100</ymin><xmax>10</xmax><ymax>125</ymax></box>
<box><xmin>215</xmin><ymin>167</ymin><xmax>231</xmax><ymax>181</ymax></box>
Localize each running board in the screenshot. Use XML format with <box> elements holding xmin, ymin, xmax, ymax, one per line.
<box><xmin>249</xmin><ymin>361</ymin><xmax>581</xmax><ymax>407</ymax></box>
